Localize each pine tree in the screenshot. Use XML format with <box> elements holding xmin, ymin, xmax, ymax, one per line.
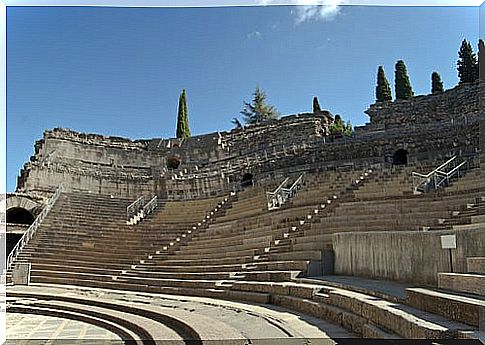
<box><xmin>375</xmin><ymin>66</ymin><xmax>392</xmax><ymax>102</ymax></box>
<box><xmin>457</xmin><ymin>39</ymin><xmax>478</xmax><ymax>84</ymax></box>
<box><xmin>240</xmin><ymin>87</ymin><xmax>279</xmax><ymax>125</ymax></box>
<box><xmin>176</xmin><ymin>89</ymin><xmax>190</xmax><ymax>138</ymax></box>
<box><xmin>313</xmin><ymin>96</ymin><xmax>322</xmax><ymax>113</ymax></box>
<box><xmin>431</xmin><ymin>72</ymin><xmax>444</xmax><ymax>94</ymax></box>
<box><xmin>395</xmin><ymin>60</ymin><xmax>414</xmax><ymax>100</ymax></box>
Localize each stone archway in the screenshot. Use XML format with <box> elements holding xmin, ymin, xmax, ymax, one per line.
<box><xmin>241</xmin><ymin>173</ymin><xmax>254</xmax><ymax>188</ymax></box>
<box><xmin>392</xmin><ymin>149</ymin><xmax>409</xmax><ymax>165</ymax></box>
<box><xmin>7</xmin><ymin>207</ymin><xmax>35</xmax><ymax>225</ymax></box>
<box><xmin>6</xmin><ymin>195</ymin><xmax>42</xmax><ymax>220</ymax></box>
<box><xmin>6</xmin><ymin>195</ymin><xmax>43</xmax><ymax>256</ymax></box>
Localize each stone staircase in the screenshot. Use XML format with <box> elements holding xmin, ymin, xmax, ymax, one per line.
<box><xmin>6</xmin><ymin>192</ymin><xmax>229</xmax><ymax>288</ymax></box>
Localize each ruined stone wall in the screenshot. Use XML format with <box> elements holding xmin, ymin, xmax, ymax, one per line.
<box><xmin>17</xmin><ymin>128</ymin><xmax>165</xmax><ymax>199</ymax></box>
<box><xmin>365</xmin><ymin>81</ymin><xmax>479</xmax><ymax>129</ymax></box>
<box><xmin>16</xmin><ymin>116</ymin><xmax>330</xmax><ymax>199</ymax></box>
<box><xmin>15</xmin><ymin>82</ymin><xmax>480</xmax><ymax>200</ymax></box>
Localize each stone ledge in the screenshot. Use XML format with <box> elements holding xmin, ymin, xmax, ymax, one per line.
<box><xmin>438</xmin><ymin>273</ymin><xmax>485</xmax><ymax>296</ymax></box>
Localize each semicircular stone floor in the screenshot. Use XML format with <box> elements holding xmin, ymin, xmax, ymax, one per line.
<box><xmin>7</xmin><ymin>312</ymin><xmax>122</xmax><ymax>342</ymax></box>
<box><xmin>6</xmin><ymin>284</ymin><xmax>355</xmax><ymax>344</ymax></box>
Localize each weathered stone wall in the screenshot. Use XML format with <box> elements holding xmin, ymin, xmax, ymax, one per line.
<box><xmin>365</xmin><ymin>81</ymin><xmax>479</xmax><ymax>129</ymax></box>
<box><xmin>16</xmin><ymin>115</ymin><xmax>330</xmax><ymax>199</ymax></box>
<box><xmin>332</xmin><ymin>228</ymin><xmax>485</xmax><ymax>286</ymax></box>
<box><xmin>15</xmin><ymin>82</ymin><xmax>480</xmax><ymax>200</ymax></box>
<box><xmin>17</xmin><ymin>128</ymin><xmax>168</xmax><ymax>199</ymax></box>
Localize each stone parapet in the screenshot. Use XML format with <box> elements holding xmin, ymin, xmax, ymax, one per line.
<box><xmin>366</xmin><ymin>81</ymin><xmax>480</xmax><ymax>128</ymax></box>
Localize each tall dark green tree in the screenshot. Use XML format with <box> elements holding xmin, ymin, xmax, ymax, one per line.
<box><xmin>176</xmin><ymin>89</ymin><xmax>191</xmax><ymax>138</ymax></box>
<box><xmin>240</xmin><ymin>87</ymin><xmax>279</xmax><ymax>125</ymax></box>
<box><xmin>457</xmin><ymin>39</ymin><xmax>478</xmax><ymax>84</ymax></box>
<box><xmin>431</xmin><ymin>72</ymin><xmax>444</xmax><ymax>94</ymax></box>
<box><xmin>375</xmin><ymin>66</ymin><xmax>392</xmax><ymax>102</ymax></box>
<box><xmin>395</xmin><ymin>60</ymin><xmax>414</xmax><ymax>100</ymax></box>
<box><xmin>478</xmin><ymin>39</ymin><xmax>484</xmax><ymax>80</ymax></box>
<box><xmin>313</xmin><ymin>96</ymin><xmax>322</xmax><ymax>113</ymax></box>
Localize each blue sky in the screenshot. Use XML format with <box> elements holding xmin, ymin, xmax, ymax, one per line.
<box><xmin>6</xmin><ymin>5</ymin><xmax>480</xmax><ymax>191</ymax></box>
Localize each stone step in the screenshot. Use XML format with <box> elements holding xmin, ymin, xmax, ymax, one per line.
<box><xmin>318</xmin><ymin>288</ymin><xmax>475</xmax><ymax>339</ymax></box>
<box><xmin>159</xmin><ymin>255</ymin><xmax>256</xmax><ymax>266</ymax></box>
<box><xmin>268</xmin><ymin>250</ymin><xmax>321</xmax><ymax>261</ymax></box>
<box><xmin>124</xmin><ymin>270</ymin><xmax>235</xmax><ymax>280</ymax></box>
<box><xmin>17</xmin><ymin>252</ymin><xmax>136</xmax><ymax>265</ymax></box>
<box><xmin>467</xmin><ymin>257</ymin><xmax>485</xmax><ymax>274</ymax></box>
<box><xmin>20</xmin><ymin>247</ymin><xmax>148</xmax><ymax>260</ymax></box>
<box><xmin>438</xmin><ymin>273</ymin><xmax>485</xmax><ymax>296</ymax></box>
<box><xmin>406</xmin><ymin>287</ymin><xmax>485</xmax><ymax>327</ymax></box>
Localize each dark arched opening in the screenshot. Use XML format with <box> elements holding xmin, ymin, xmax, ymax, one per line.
<box><xmin>7</xmin><ymin>207</ymin><xmax>35</xmax><ymax>225</ymax></box>
<box><xmin>241</xmin><ymin>173</ymin><xmax>254</xmax><ymax>188</ymax></box>
<box><xmin>7</xmin><ymin>233</ymin><xmax>23</xmax><ymax>256</ymax></box>
<box><xmin>167</xmin><ymin>156</ymin><xmax>181</xmax><ymax>170</ymax></box>
<box><xmin>393</xmin><ymin>149</ymin><xmax>408</xmax><ymax>166</ymax></box>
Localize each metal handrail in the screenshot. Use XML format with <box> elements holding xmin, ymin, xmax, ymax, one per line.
<box><xmin>412</xmin><ymin>156</ymin><xmax>469</xmax><ymax>193</ymax></box>
<box><xmin>435</xmin><ymin>160</ymin><xmax>469</xmax><ymax>189</ymax></box>
<box><xmin>412</xmin><ymin>156</ymin><xmax>457</xmax><ymax>179</ymax></box>
<box><xmin>267</xmin><ymin>174</ymin><xmax>304</xmax><ymax>210</ymax></box>
<box><xmin>142</xmin><ymin>196</ymin><xmax>158</xmax><ymax>216</ymax></box>
<box><xmin>127</xmin><ymin>195</ymin><xmax>145</xmax><ymax>220</ymax></box>
<box><xmin>266</xmin><ymin>177</ymin><xmax>290</xmax><ymax>196</ymax></box>
<box><xmin>6</xmin><ymin>185</ymin><xmax>64</xmax><ymax>271</ymax></box>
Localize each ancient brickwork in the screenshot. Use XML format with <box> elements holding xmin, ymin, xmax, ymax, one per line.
<box><xmin>365</xmin><ymin>81</ymin><xmax>480</xmax><ymax>129</ymax></box>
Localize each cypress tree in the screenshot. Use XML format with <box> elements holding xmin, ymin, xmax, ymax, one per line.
<box><xmin>457</xmin><ymin>39</ymin><xmax>478</xmax><ymax>84</ymax></box>
<box><xmin>431</xmin><ymin>72</ymin><xmax>444</xmax><ymax>94</ymax></box>
<box><xmin>375</xmin><ymin>66</ymin><xmax>392</xmax><ymax>102</ymax></box>
<box><xmin>313</xmin><ymin>96</ymin><xmax>322</xmax><ymax>113</ymax></box>
<box><xmin>395</xmin><ymin>60</ymin><xmax>414</xmax><ymax>100</ymax></box>
<box><xmin>176</xmin><ymin>89</ymin><xmax>190</xmax><ymax>138</ymax></box>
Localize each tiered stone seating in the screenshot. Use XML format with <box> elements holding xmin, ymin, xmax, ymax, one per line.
<box><xmin>9</xmin><ymin>192</ymin><xmax>227</xmax><ymax>288</ymax></box>
<box><xmin>115</xmin><ymin>169</ymin><xmax>368</xmax><ymax>294</ymax></box>
<box><xmin>8</xmin><ymin>161</ymin><xmax>484</xmax><ymax>340</ymax></box>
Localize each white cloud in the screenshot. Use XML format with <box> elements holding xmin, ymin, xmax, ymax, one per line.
<box><xmin>259</xmin><ymin>0</ymin><xmax>343</xmax><ymax>24</ymax></box>
<box><xmin>292</xmin><ymin>0</ymin><xmax>343</xmax><ymax>24</ymax></box>
<box><xmin>247</xmin><ymin>31</ymin><xmax>263</xmax><ymax>39</ymax></box>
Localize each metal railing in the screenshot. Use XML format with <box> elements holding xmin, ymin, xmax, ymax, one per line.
<box><xmin>412</xmin><ymin>156</ymin><xmax>470</xmax><ymax>193</ymax></box>
<box><xmin>127</xmin><ymin>194</ymin><xmax>158</xmax><ymax>224</ymax></box>
<box><xmin>142</xmin><ymin>196</ymin><xmax>158</xmax><ymax>216</ymax></box>
<box><xmin>127</xmin><ymin>195</ymin><xmax>146</xmax><ymax>221</ymax></box>
<box><xmin>266</xmin><ymin>174</ymin><xmax>304</xmax><ymax>211</ymax></box>
<box><xmin>6</xmin><ymin>185</ymin><xmax>64</xmax><ymax>271</ymax></box>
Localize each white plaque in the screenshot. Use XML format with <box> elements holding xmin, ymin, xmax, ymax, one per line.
<box><xmin>441</xmin><ymin>235</ymin><xmax>457</xmax><ymax>249</ymax></box>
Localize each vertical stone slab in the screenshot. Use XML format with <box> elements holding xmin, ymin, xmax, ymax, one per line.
<box><xmin>12</xmin><ymin>263</ymin><xmax>30</xmax><ymax>285</ymax></box>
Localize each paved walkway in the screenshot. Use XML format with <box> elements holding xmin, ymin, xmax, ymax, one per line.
<box><xmin>6</xmin><ymin>312</ymin><xmax>122</xmax><ymax>343</ymax></box>
<box><xmin>7</xmin><ymin>284</ymin><xmax>354</xmax><ymax>343</ymax></box>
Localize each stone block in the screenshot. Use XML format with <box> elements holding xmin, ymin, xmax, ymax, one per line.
<box><xmin>438</xmin><ymin>273</ymin><xmax>485</xmax><ymax>296</ymax></box>
<box><xmin>467</xmin><ymin>257</ymin><xmax>485</xmax><ymax>274</ymax></box>
<box><xmin>406</xmin><ymin>287</ymin><xmax>482</xmax><ymax>327</ymax></box>
<box><xmin>12</xmin><ymin>263</ymin><xmax>31</xmax><ymax>285</ymax></box>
